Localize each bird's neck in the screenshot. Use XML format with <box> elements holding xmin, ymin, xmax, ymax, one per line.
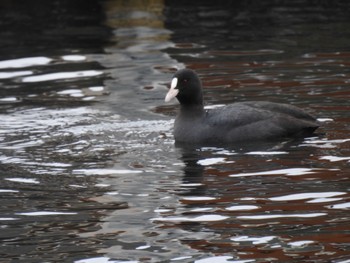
<box><xmin>177</xmin><ymin>89</ymin><xmax>204</xmax><ymax>107</ymax></box>
<box><xmin>179</xmin><ymin>103</ymin><xmax>204</xmax><ymax>118</ymax></box>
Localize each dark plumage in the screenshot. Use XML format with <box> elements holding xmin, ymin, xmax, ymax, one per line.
<box><xmin>165</xmin><ymin>68</ymin><xmax>319</xmax><ymax>145</ymax></box>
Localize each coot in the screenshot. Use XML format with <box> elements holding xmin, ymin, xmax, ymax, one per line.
<box><xmin>165</xmin><ymin>68</ymin><xmax>319</xmax><ymax>144</ymax></box>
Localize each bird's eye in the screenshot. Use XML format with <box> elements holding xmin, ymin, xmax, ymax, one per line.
<box><xmin>183</xmin><ymin>79</ymin><xmax>188</xmax><ymax>83</ymax></box>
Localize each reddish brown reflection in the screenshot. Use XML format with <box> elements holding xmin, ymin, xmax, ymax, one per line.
<box><xmin>153</xmin><ymin>49</ymin><xmax>350</xmax><ymax>261</ymax></box>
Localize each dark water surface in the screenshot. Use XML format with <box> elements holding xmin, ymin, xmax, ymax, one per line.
<box><xmin>0</xmin><ymin>1</ymin><xmax>349</xmax><ymax>262</ymax></box>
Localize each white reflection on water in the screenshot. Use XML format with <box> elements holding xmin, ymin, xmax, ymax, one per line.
<box><xmin>231</xmin><ymin>235</ymin><xmax>276</xmax><ymax>245</ymax></box>
<box><xmin>57</xmin><ymin>89</ymin><xmax>85</xmax><ymax>97</ymax></box>
<box><xmin>73</xmin><ymin>169</ymin><xmax>143</xmax><ymax>176</ymax></box>
<box><xmin>0</xmin><ymin>189</ymin><xmax>19</xmax><ymax>193</ymax></box>
<box><xmin>245</xmin><ymin>151</ymin><xmax>288</xmax><ymax>155</ymax></box>
<box><xmin>197</xmin><ymin>157</ymin><xmax>230</xmax><ymax>166</ymax></box>
<box><xmin>0</xmin><ymin>56</ymin><xmax>52</xmax><ymax>68</ymax></box>
<box><xmin>171</xmin><ymin>256</ymin><xmax>193</xmax><ymax>261</ymax></box>
<box><xmin>0</xmin><ymin>107</ymin><xmax>100</xmax><ymax>133</ymax></box>
<box><xmin>0</xmin><ymin>70</ymin><xmax>33</xmax><ymax>79</ymax></box>
<box><xmin>0</xmin><ymin>97</ymin><xmax>19</xmax><ymax>102</ymax></box>
<box><xmin>194</xmin><ymin>256</ymin><xmax>254</xmax><ymax>263</ymax></box>
<box><xmin>301</xmin><ymin>138</ymin><xmax>350</xmax><ymax>149</ymax></box>
<box><xmin>75</xmin><ymin>256</ymin><xmax>135</xmax><ymax>263</ymax></box>
<box><xmin>230</xmin><ymin>168</ymin><xmax>319</xmax><ymax>177</ymax></box>
<box><xmin>135</xmin><ymin>245</ymin><xmax>151</xmax><ymax>250</ymax></box>
<box><xmin>327</xmin><ymin>202</ymin><xmax>350</xmax><ymax>209</ymax></box>
<box><xmin>237</xmin><ymin>213</ymin><xmax>326</xmax><ymax>220</ymax></box>
<box><xmin>5</xmin><ymin>178</ymin><xmax>40</xmax><ymax>184</ymax></box>
<box><xmin>0</xmin><ymin>51</ymin><xmax>348</xmax><ymax>263</ymax></box>
<box><xmin>319</xmin><ymin>155</ymin><xmax>350</xmax><ymax>162</ymax></box>
<box><xmin>0</xmin><ymin>103</ymin><xmax>172</xmax><ymax>178</ymax></box>
<box><xmin>22</xmin><ymin>70</ymin><xmax>103</xmax><ymax>82</ymax></box>
<box><xmin>226</xmin><ymin>205</ymin><xmax>260</xmax><ymax>211</ymax></box>
<box><xmin>61</xmin><ymin>55</ymin><xmax>86</xmax><ymax>61</ymax></box>
<box><xmin>181</xmin><ymin>196</ymin><xmax>216</xmax><ymax>201</ymax></box>
<box><xmin>151</xmin><ymin>214</ymin><xmax>229</xmax><ymax>222</ymax></box>
<box><xmin>16</xmin><ymin>211</ymin><xmax>77</xmax><ymax>216</ymax></box>
<box><xmin>307</xmin><ymin>197</ymin><xmax>344</xmax><ymax>203</ymax></box>
<box><xmin>269</xmin><ymin>192</ymin><xmax>346</xmax><ymax>201</ymax></box>
<box><xmin>334</xmin><ymin>260</ymin><xmax>350</xmax><ymax>263</ymax></box>
<box><xmin>288</xmin><ymin>240</ymin><xmax>314</xmax><ymax>247</ymax></box>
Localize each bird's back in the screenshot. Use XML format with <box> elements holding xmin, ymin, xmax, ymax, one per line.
<box><xmin>176</xmin><ymin>101</ymin><xmax>319</xmax><ymax>144</ymax></box>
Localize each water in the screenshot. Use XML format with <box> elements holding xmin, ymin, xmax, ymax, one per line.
<box><xmin>0</xmin><ymin>1</ymin><xmax>349</xmax><ymax>262</ymax></box>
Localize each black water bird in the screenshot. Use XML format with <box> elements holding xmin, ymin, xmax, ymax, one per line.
<box><xmin>165</xmin><ymin>68</ymin><xmax>319</xmax><ymax>145</ymax></box>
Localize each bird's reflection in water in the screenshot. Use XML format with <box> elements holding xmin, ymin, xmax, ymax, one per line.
<box><xmin>177</xmin><ymin>145</ymin><xmax>206</xmax><ymax>197</ymax></box>
<box><xmin>167</xmin><ymin>138</ymin><xmax>322</xmax><ymax>256</ymax></box>
<box><xmin>175</xmin><ymin>137</ymin><xmax>317</xmax><ymax>198</ymax></box>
